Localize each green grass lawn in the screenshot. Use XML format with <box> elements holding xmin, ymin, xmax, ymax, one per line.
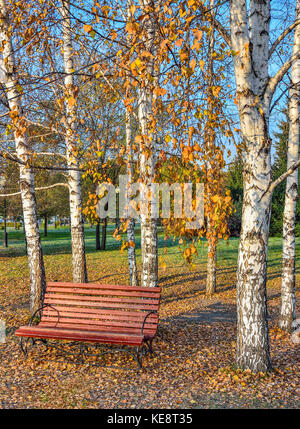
<box><xmin>0</xmin><ymin>225</ymin><xmax>299</xmax><ymax>274</ymax></box>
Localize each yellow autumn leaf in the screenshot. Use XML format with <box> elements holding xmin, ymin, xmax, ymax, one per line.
<box><xmin>190</xmin><ymin>58</ymin><xmax>196</xmax><ymax>71</ymax></box>
<box><xmin>83</xmin><ymin>24</ymin><xmax>92</xmax><ymax>33</ymax></box>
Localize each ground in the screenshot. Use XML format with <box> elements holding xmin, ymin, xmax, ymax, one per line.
<box><xmin>0</xmin><ymin>226</ymin><xmax>299</xmax><ymax>409</ymax></box>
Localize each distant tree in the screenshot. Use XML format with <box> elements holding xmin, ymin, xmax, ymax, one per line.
<box><xmin>226</xmin><ymin>155</ymin><xmax>243</xmax><ymax>237</ymax></box>
<box><xmin>0</xmin><ymin>160</ymin><xmax>23</xmax><ymax>225</ymax></box>
<box><xmin>271</xmin><ymin>116</ymin><xmax>300</xmax><ymax>237</ymax></box>
<box><xmin>35</xmin><ymin>168</ymin><xmax>69</xmax><ymax>237</ymax></box>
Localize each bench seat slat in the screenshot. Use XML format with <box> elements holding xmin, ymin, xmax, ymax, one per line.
<box><xmin>39</xmin><ymin>321</ymin><xmax>156</xmax><ymax>336</ymax></box>
<box><xmin>44</xmin><ymin>297</ymin><xmax>159</xmax><ymax>311</ymax></box>
<box><xmin>44</xmin><ymin>293</ymin><xmax>159</xmax><ymax>306</ymax></box>
<box><xmin>47</xmin><ymin>282</ymin><xmax>161</xmax><ymax>293</ymax></box>
<box><xmin>42</xmin><ymin>307</ymin><xmax>158</xmax><ymax>322</ymax></box>
<box><xmin>41</xmin><ymin>315</ymin><xmax>158</xmax><ymax>329</ymax></box>
<box><xmin>47</xmin><ymin>287</ymin><xmax>160</xmax><ymax>299</ymax></box>
<box><xmin>15</xmin><ymin>325</ymin><xmax>144</xmax><ymax>345</ymax></box>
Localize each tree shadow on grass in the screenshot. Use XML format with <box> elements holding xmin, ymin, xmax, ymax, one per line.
<box><xmin>162</xmin><ymin>301</ymin><xmax>237</xmax><ymax>325</ymax></box>
<box><xmin>89</xmin><ymin>271</ymin><xmax>132</xmax><ymax>284</ymax></box>
<box><xmin>159</xmin><ymin>271</ymin><xmax>206</xmax><ymax>287</ymax></box>
<box><xmin>0</xmin><ymin>231</ymin><xmax>181</xmax><ymax>258</ymax></box>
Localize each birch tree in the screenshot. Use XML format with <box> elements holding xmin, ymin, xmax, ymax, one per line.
<box><xmin>228</xmin><ymin>0</ymin><xmax>300</xmax><ymax>371</ymax></box>
<box><xmin>60</xmin><ymin>0</ymin><xmax>88</xmax><ymax>283</ymax></box>
<box><xmin>137</xmin><ymin>0</ymin><xmax>158</xmax><ymax>288</ymax></box>
<box><xmin>124</xmin><ymin>2</ymin><xmax>139</xmax><ymax>286</ymax></box>
<box><xmin>0</xmin><ymin>0</ymin><xmax>46</xmax><ymax>312</ymax></box>
<box><xmin>205</xmin><ymin>0</ymin><xmax>217</xmax><ymax>296</ymax></box>
<box><xmin>200</xmin><ymin>0</ymin><xmax>232</xmax><ymax>296</ymax></box>
<box><xmin>279</xmin><ymin>0</ymin><xmax>300</xmax><ymax>333</ymax></box>
<box><xmin>126</xmin><ymin>109</ymin><xmax>139</xmax><ymax>286</ymax></box>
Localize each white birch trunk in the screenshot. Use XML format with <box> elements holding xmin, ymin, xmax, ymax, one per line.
<box><xmin>279</xmin><ymin>0</ymin><xmax>300</xmax><ymax>332</ymax></box>
<box><xmin>60</xmin><ymin>0</ymin><xmax>87</xmax><ymax>283</ymax></box>
<box><xmin>126</xmin><ymin>109</ymin><xmax>139</xmax><ymax>286</ymax></box>
<box><xmin>206</xmin><ymin>0</ymin><xmax>217</xmax><ymax>296</ymax></box>
<box><xmin>230</xmin><ymin>0</ymin><xmax>272</xmax><ymax>371</ymax></box>
<box><xmin>206</xmin><ymin>231</ymin><xmax>216</xmax><ymax>295</ymax></box>
<box><xmin>138</xmin><ymin>0</ymin><xmax>158</xmax><ymax>288</ymax></box>
<box><xmin>0</xmin><ymin>0</ymin><xmax>46</xmax><ymax>313</ymax></box>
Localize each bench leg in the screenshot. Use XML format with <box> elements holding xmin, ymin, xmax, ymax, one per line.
<box><xmin>20</xmin><ymin>337</ymin><xmax>29</xmax><ymax>357</ymax></box>
<box><xmin>20</xmin><ymin>337</ymin><xmax>48</xmax><ymax>356</ymax></box>
<box><xmin>144</xmin><ymin>339</ymin><xmax>154</xmax><ymax>356</ymax></box>
<box><xmin>33</xmin><ymin>338</ymin><xmax>48</xmax><ymax>350</ymax></box>
<box><xmin>77</xmin><ymin>343</ymin><xmax>144</xmax><ymax>369</ymax></box>
<box><xmin>20</xmin><ymin>338</ymin><xmax>146</xmax><ymax>370</ymax></box>
<box><xmin>136</xmin><ymin>346</ymin><xmax>143</xmax><ymax>369</ymax></box>
<box><xmin>80</xmin><ymin>344</ymin><xmax>86</xmax><ymax>364</ymax></box>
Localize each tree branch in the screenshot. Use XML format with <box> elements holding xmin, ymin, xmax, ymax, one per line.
<box><xmin>195</xmin><ymin>0</ymin><xmax>231</xmax><ymax>47</ymax></box>
<box><xmin>0</xmin><ymin>183</ymin><xmax>69</xmax><ymax>198</ymax></box>
<box><xmin>269</xmin><ymin>19</ymin><xmax>300</xmax><ymax>59</ymax></box>
<box><xmin>270</xmin><ymin>82</ymin><xmax>292</xmax><ymax>113</ymax></box>
<box><xmin>25</xmin><ymin>119</ymin><xmax>65</xmax><ymax>136</ymax></box>
<box><xmin>10</xmin><ymin>151</ymin><xmax>67</xmax><ymax>159</ymax></box>
<box><xmin>264</xmin><ymin>51</ymin><xmax>300</xmax><ymax>104</ymax></box>
<box><xmin>0</xmin><ymin>152</ymin><xmax>84</xmax><ymax>172</ymax></box>
<box><xmin>269</xmin><ymin>159</ymin><xmax>300</xmax><ymax>195</ymax></box>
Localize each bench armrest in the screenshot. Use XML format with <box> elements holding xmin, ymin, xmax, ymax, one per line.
<box><xmin>29</xmin><ymin>304</ymin><xmax>60</xmax><ymax>326</ymax></box>
<box><xmin>141</xmin><ymin>311</ymin><xmax>158</xmax><ymax>337</ymax></box>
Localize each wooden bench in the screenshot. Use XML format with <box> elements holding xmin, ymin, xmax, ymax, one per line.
<box><xmin>15</xmin><ymin>282</ymin><xmax>161</xmax><ymax>368</ymax></box>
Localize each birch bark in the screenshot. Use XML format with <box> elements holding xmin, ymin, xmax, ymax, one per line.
<box><xmin>206</xmin><ymin>236</ymin><xmax>216</xmax><ymax>295</ymax></box>
<box><xmin>60</xmin><ymin>0</ymin><xmax>87</xmax><ymax>283</ymax></box>
<box><xmin>126</xmin><ymin>109</ymin><xmax>139</xmax><ymax>286</ymax></box>
<box><xmin>228</xmin><ymin>0</ymin><xmax>300</xmax><ymax>372</ymax></box>
<box><xmin>279</xmin><ymin>0</ymin><xmax>300</xmax><ymax>333</ymax></box>
<box><xmin>124</xmin><ymin>3</ymin><xmax>139</xmax><ymax>287</ymax></box>
<box><xmin>0</xmin><ymin>0</ymin><xmax>46</xmax><ymax>313</ymax></box>
<box><xmin>230</xmin><ymin>0</ymin><xmax>272</xmax><ymax>371</ymax></box>
<box><xmin>138</xmin><ymin>0</ymin><xmax>158</xmax><ymax>288</ymax></box>
<box><xmin>206</xmin><ymin>0</ymin><xmax>217</xmax><ymax>296</ymax></box>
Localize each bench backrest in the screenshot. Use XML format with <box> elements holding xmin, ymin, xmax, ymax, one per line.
<box><xmin>40</xmin><ymin>282</ymin><xmax>161</xmax><ymax>337</ymax></box>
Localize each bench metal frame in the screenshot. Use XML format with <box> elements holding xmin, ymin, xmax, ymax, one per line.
<box><xmin>19</xmin><ymin>303</ymin><xmax>158</xmax><ymax>369</ymax></box>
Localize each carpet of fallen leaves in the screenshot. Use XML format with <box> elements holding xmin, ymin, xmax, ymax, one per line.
<box><xmin>0</xmin><ymin>246</ymin><xmax>299</xmax><ymax>409</ymax></box>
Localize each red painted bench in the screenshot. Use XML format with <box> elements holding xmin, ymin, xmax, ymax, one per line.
<box><xmin>15</xmin><ymin>282</ymin><xmax>161</xmax><ymax>368</ymax></box>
